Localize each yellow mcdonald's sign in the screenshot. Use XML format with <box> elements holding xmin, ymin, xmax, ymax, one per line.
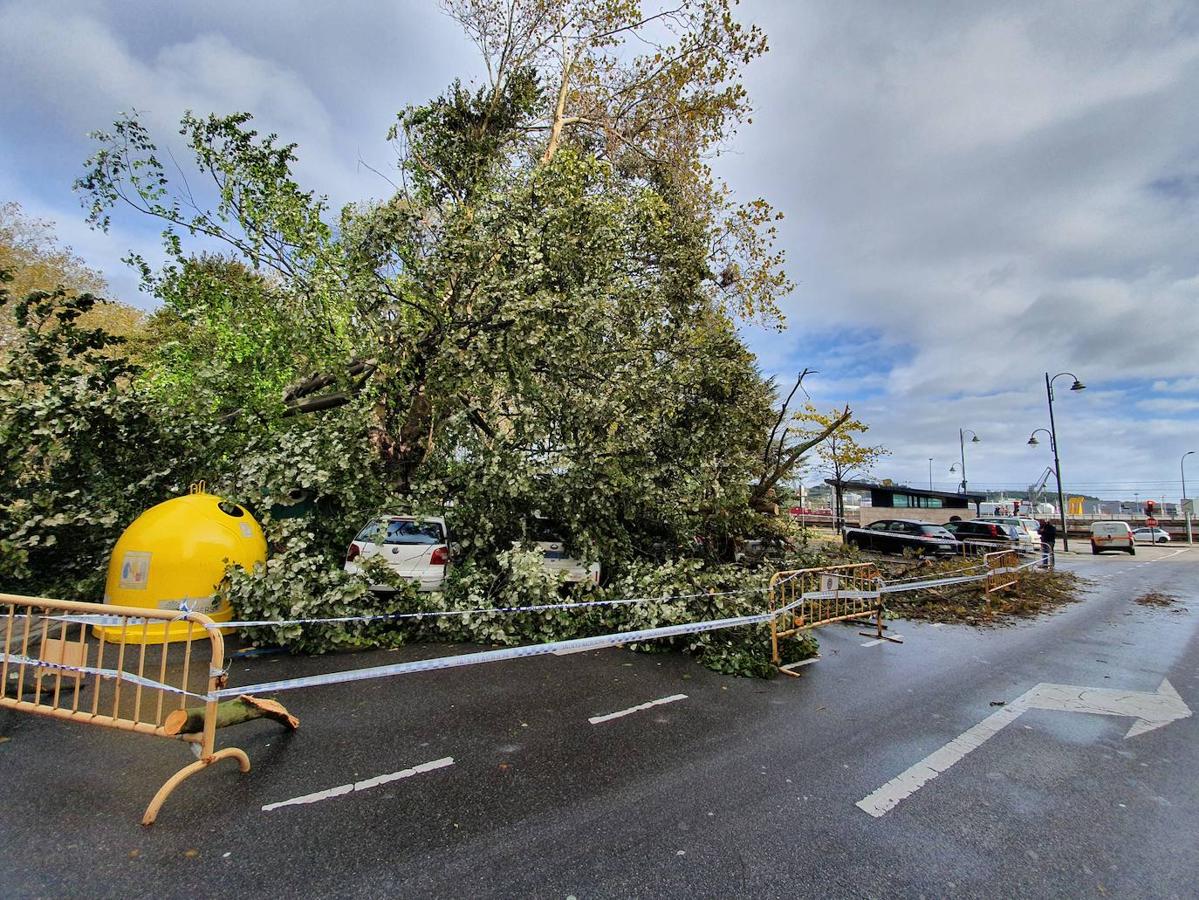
<box><xmin>1068</xmin><ymin>496</ymin><xmax>1085</xmax><ymax>516</ymax></box>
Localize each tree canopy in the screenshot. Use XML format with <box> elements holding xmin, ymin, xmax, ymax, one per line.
<box><xmin>1</xmin><ymin>2</ymin><xmax>876</xmax><ymax>673</ymax></box>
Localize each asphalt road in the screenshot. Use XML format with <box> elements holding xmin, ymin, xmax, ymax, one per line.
<box><xmin>2</xmin><ymin>545</ymin><xmax>1197</xmax><ymax>899</ymax></box>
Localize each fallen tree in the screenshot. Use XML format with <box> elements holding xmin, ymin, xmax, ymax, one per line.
<box><xmin>163</xmin><ymin>694</ymin><xmax>299</xmax><ymax>736</ymax></box>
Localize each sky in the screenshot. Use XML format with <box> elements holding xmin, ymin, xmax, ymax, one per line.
<box><xmin>1</xmin><ymin>0</ymin><xmax>1197</xmax><ymax>502</ymax></box>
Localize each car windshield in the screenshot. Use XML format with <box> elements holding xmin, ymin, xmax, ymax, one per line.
<box><xmin>919</xmin><ymin>525</ymin><xmax>951</xmax><ymax>536</ymax></box>
<box><xmin>384</xmin><ymin>520</ymin><xmax>445</xmax><ymax>545</ymax></box>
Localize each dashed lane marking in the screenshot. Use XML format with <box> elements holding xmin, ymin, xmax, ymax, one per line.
<box><xmin>589</xmin><ymin>693</ymin><xmax>687</xmax><ymax>724</ymax></box>
<box><xmin>262</xmin><ymin>757</ymin><xmax>454</xmax><ymax>812</ymax></box>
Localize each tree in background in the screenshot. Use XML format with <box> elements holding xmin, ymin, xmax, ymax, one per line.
<box><xmin>797</xmin><ymin>406</ymin><xmax>889</xmax><ymax>528</ymax></box>
<box><xmin>0</xmin><ymin>280</ymin><xmax>203</xmax><ymax>596</ymax></box>
<box><xmin>751</xmin><ymin>369</ymin><xmax>850</xmax><ymax>515</ymax></box>
<box><xmin>0</xmin><ymin>201</ymin><xmax>141</xmax><ymax>351</ymax></box>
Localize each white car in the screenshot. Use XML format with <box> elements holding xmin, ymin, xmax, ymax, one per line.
<box><xmin>517</xmin><ymin>520</ymin><xmax>601</xmax><ymax>585</ymax></box>
<box><xmin>974</xmin><ymin>516</ymin><xmax>1041</xmax><ymax>554</ymax></box>
<box><xmin>1132</xmin><ymin>527</ymin><xmax>1171</xmax><ymax>544</ymax></box>
<box><xmin>345</xmin><ymin>516</ymin><xmax>452</xmax><ymax>592</ymax></box>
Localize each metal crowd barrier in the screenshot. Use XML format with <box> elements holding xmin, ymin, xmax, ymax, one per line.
<box><xmin>984</xmin><ymin>550</ymin><xmax>1020</xmax><ymax>601</ymax></box>
<box><xmin>767</xmin><ymin>563</ymin><xmax>888</xmax><ymax>670</ymax></box>
<box><xmin>0</xmin><ymin>592</ymin><xmax>249</xmax><ymax>825</ymax></box>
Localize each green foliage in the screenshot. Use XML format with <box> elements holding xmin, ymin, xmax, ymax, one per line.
<box><xmin>0</xmin><ymin>286</ymin><xmax>210</xmax><ymax>597</ymax></box>
<box><xmin>221</xmin><ymin>529</ymin><xmax>418</xmax><ymax>655</ymax></box>
<box><xmin>222</xmin><ymin>545</ymin><xmax>818</xmax><ymax>677</ymax></box>
<box><xmin>0</xmin><ymin>3</ymin><xmax>850</xmax><ymax>680</ymax></box>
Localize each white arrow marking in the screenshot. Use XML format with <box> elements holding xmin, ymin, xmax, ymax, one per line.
<box><xmin>857</xmin><ymin>679</ymin><xmax>1190</xmax><ymax>817</ymax></box>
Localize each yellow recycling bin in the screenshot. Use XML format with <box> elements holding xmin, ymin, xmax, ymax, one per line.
<box><xmin>101</xmin><ymin>486</ymin><xmax>267</xmax><ymax>644</ymax></box>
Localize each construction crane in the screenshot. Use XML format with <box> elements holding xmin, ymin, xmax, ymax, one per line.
<box><xmin>1027</xmin><ymin>466</ymin><xmax>1056</xmax><ymax>511</ymax></box>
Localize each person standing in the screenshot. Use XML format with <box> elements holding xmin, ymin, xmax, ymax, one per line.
<box><xmin>1039</xmin><ymin>519</ymin><xmax>1057</xmax><ymax>568</ymax></box>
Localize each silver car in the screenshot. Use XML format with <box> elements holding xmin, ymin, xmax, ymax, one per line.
<box><xmin>1132</xmin><ymin>527</ymin><xmax>1171</xmax><ymax>544</ymax></box>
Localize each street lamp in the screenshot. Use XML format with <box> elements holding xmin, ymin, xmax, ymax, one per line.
<box><xmin>1038</xmin><ymin>372</ymin><xmax>1085</xmax><ymax>551</ymax></box>
<box><xmin>957</xmin><ymin>429</ymin><xmax>980</xmax><ymax>493</ymax></box>
<box><xmin>1027</xmin><ymin>429</ymin><xmax>1056</xmax><ymax>513</ymax></box>
<box><xmin>928</xmin><ymin>458</ymin><xmax>934</xmax><ymax>492</ymax></box>
<box><xmin>1183</xmin><ymin>450</ymin><xmax>1195</xmax><ymax>546</ymax></box>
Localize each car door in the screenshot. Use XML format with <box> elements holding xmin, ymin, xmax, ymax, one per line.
<box><xmin>879</xmin><ymin>520</ymin><xmax>909</xmax><ymax>553</ymax></box>
<box><xmin>864</xmin><ymin>520</ymin><xmax>892</xmax><ymax>551</ymax></box>
<box><xmin>895</xmin><ymin>521</ymin><xmax>925</xmax><ymax>552</ymax></box>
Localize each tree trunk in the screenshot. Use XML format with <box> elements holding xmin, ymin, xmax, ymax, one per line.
<box><xmin>541</xmin><ymin>52</ymin><xmax>575</xmax><ymax>165</ymax></box>
<box><xmin>163</xmin><ymin>695</ymin><xmax>299</xmax><ymax>736</ymax></box>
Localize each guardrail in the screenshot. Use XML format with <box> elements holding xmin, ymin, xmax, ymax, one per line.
<box><xmin>767</xmin><ymin>563</ymin><xmax>887</xmax><ymax>671</ymax></box>
<box><xmin>0</xmin><ymin>592</ymin><xmax>249</xmax><ymax>825</ymax></box>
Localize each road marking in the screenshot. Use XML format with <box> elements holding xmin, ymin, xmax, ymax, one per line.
<box><xmin>861</xmin><ymin>635</ymin><xmax>903</xmax><ymax>647</ymax></box>
<box><xmin>589</xmin><ymin>693</ymin><xmax>687</xmax><ymax>724</ymax></box>
<box><xmin>1152</xmin><ymin>548</ymin><xmax>1188</xmax><ymax>561</ymax></box>
<box><xmin>779</xmin><ymin>657</ymin><xmax>820</xmax><ymax>673</ymax></box>
<box><xmin>262</xmin><ymin>756</ymin><xmax>454</xmax><ymax>811</ymax></box>
<box><xmin>857</xmin><ymin>679</ymin><xmax>1190</xmax><ymax>818</ymax></box>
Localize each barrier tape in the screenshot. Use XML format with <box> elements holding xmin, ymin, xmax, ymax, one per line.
<box><xmin>0</xmin><ymin>652</ymin><xmax>207</xmax><ymax>700</ymax></box>
<box><xmin>10</xmin><ymin>562</ymin><xmax>1047</xmax><ymax>703</ymax></box>
<box><xmin>46</xmin><ymin>578</ymin><xmax>799</xmax><ymax>632</ymax></box>
<box><xmin>209</xmin><ymin>611</ymin><xmax>775</xmax><ymax>700</ymax></box>
<box><xmin>880</xmin><ymin>574</ymin><xmax>983</xmax><ymax>593</ymax></box>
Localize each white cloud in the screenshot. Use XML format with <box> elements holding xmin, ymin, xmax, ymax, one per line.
<box><xmin>1137</xmin><ymin>397</ymin><xmax>1199</xmax><ymax>414</ymax></box>
<box><xmin>1</xmin><ymin>0</ymin><xmax>1197</xmax><ymax>495</ymax></box>
<box><xmin>1153</xmin><ymin>377</ymin><xmax>1199</xmax><ymax>393</ymax></box>
<box><xmin>733</xmin><ymin>0</ymin><xmax>1199</xmax><ymax>496</ymax></box>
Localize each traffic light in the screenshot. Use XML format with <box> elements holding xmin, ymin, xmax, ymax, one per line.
<box><xmin>1145</xmin><ymin>499</ymin><xmax>1156</xmax><ymax>517</ymax></box>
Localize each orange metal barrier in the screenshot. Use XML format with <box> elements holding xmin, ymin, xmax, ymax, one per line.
<box><xmin>0</xmin><ymin>592</ymin><xmax>249</xmax><ymax>825</ymax></box>
<box><xmin>984</xmin><ymin>550</ymin><xmax>1020</xmax><ymax>601</ymax></box>
<box><xmin>767</xmin><ymin>563</ymin><xmax>887</xmax><ymax>670</ymax></box>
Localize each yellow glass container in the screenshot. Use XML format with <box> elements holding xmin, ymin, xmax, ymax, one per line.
<box><xmin>100</xmin><ymin>488</ymin><xmax>266</xmax><ymax>644</ymax></box>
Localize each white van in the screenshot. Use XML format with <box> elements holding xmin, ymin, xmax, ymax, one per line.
<box><xmin>1090</xmin><ymin>521</ymin><xmax>1135</xmax><ymax>555</ymax></box>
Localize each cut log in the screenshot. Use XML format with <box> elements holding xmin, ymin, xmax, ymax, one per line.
<box><xmin>163</xmin><ymin>695</ymin><xmax>299</xmax><ymax>736</ymax></box>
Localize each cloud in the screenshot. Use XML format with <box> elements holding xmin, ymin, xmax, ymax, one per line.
<box><xmin>0</xmin><ymin>0</ymin><xmax>476</xmax><ymax>305</ymax></box>
<box><xmin>1137</xmin><ymin>398</ymin><xmax>1199</xmax><ymax>414</ymax></box>
<box><xmin>1153</xmin><ymin>377</ymin><xmax>1199</xmax><ymax>393</ymax></box>
<box><xmin>730</xmin><ymin>0</ymin><xmax>1199</xmax><ymax>496</ymax></box>
<box><xmin>0</xmin><ymin>0</ymin><xmax>1196</xmax><ymax>496</ymax></box>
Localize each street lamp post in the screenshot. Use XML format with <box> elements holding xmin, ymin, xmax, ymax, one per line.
<box><xmin>1038</xmin><ymin>372</ymin><xmax>1085</xmax><ymax>551</ymax></box>
<box><xmin>1183</xmin><ymin>450</ymin><xmax>1195</xmax><ymax>546</ymax></box>
<box><xmin>929</xmin><ymin>458</ymin><xmax>934</xmax><ymax>492</ymax></box>
<box><xmin>958</xmin><ymin>429</ymin><xmax>980</xmax><ymax>493</ymax></box>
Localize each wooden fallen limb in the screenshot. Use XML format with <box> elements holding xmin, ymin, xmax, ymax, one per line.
<box><xmin>163</xmin><ymin>695</ymin><xmax>299</xmax><ymax>736</ymax></box>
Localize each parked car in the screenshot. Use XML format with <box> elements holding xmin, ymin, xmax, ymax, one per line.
<box><xmin>942</xmin><ymin>519</ymin><xmax>1021</xmax><ymax>552</ymax></box>
<box><xmin>515</xmin><ymin>519</ymin><xmax>601</xmax><ymax>585</ymax></box>
<box><xmin>345</xmin><ymin>515</ymin><xmax>453</xmax><ymax>592</ymax></box>
<box><xmin>843</xmin><ymin>519</ymin><xmax>960</xmax><ymax>556</ymax></box>
<box><xmin>1090</xmin><ymin>521</ymin><xmax>1135</xmax><ymax>555</ymax></box>
<box><xmin>1132</xmin><ymin>527</ymin><xmax>1171</xmax><ymax>544</ymax></box>
<box><xmin>974</xmin><ymin>516</ymin><xmax>1041</xmax><ymax>554</ymax></box>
